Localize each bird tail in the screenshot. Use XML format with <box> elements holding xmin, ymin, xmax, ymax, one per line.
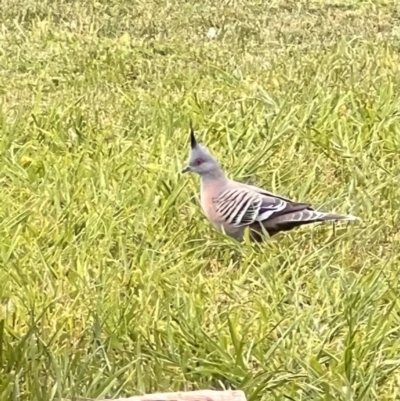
<box><xmin>258</xmin><ymin>209</ymin><xmax>359</xmax><ymax>237</ymax></box>
<box><xmin>272</xmin><ymin>209</ymin><xmax>359</xmax><ymax>225</ymax></box>
<box><xmin>320</xmin><ymin>213</ymin><xmax>359</xmax><ymax>222</ymax></box>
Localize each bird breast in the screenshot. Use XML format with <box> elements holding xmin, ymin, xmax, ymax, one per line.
<box><xmin>200</xmin><ymin>180</ymin><xmax>219</xmax><ymax>223</ymax></box>
<box><xmin>200</xmin><ymin>180</ymin><xmax>244</xmax><ymax>239</ymax></box>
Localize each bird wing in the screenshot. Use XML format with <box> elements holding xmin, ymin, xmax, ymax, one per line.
<box><xmin>238</xmin><ymin>182</ymin><xmax>307</xmax><ymax>204</ymax></box>
<box><xmin>213</xmin><ymin>185</ymin><xmax>307</xmax><ymax>228</ymax></box>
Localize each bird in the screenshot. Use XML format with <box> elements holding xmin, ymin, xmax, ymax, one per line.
<box><xmin>181</xmin><ymin>128</ymin><xmax>358</xmax><ymax>242</ymax></box>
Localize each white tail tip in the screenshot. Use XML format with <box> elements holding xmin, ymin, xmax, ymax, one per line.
<box><xmin>345</xmin><ymin>214</ymin><xmax>360</xmax><ymax>221</ymax></box>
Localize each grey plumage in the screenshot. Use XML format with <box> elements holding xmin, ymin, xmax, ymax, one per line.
<box><xmin>182</xmin><ymin>129</ymin><xmax>358</xmax><ymax>242</ymax></box>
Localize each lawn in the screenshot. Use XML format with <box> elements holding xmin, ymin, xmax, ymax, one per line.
<box><xmin>0</xmin><ymin>0</ymin><xmax>399</xmax><ymax>400</ymax></box>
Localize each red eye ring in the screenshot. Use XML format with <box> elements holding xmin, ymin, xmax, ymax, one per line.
<box><xmin>194</xmin><ymin>158</ymin><xmax>204</xmax><ymax>166</ymax></box>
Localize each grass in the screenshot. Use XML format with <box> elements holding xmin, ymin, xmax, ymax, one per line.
<box><xmin>0</xmin><ymin>0</ymin><xmax>399</xmax><ymax>400</ymax></box>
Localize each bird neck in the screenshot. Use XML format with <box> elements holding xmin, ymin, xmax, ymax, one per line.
<box><xmin>200</xmin><ymin>167</ymin><xmax>226</xmax><ymax>183</ymax></box>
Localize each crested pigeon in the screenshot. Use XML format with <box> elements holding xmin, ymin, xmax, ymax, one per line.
<box><xmin>181</xmin><ymin>128</ymin><xmax>358</xmax><ymax>242</ymax></box>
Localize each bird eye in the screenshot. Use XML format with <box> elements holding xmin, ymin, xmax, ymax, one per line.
<box><xmin>194</xmin><ymin>158</ymin><xmax>204</xmax><ymax>166</ymax></box>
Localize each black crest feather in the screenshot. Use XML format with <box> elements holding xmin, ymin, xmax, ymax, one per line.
<box><xmin>189</xmin><ymin>123</ymin><xmax>197</xmax><ymax>149</ymax></box>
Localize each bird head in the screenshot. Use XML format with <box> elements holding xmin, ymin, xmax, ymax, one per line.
<box><xmin>181</xmin><ymin>126</ymin><xmax>222</xmax><ymax>177</ymax></box>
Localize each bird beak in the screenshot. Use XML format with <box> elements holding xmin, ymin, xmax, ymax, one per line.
<box><xmin>181</xmin><ymin>165</ymin><xmax>191</xmax><ymax>174</ymax></box>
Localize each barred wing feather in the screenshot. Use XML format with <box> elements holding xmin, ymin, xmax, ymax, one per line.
<box><xmin>213</xmin><ymin>188</ymin><xmax>296</xmax><ymax>228</ymax></box>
